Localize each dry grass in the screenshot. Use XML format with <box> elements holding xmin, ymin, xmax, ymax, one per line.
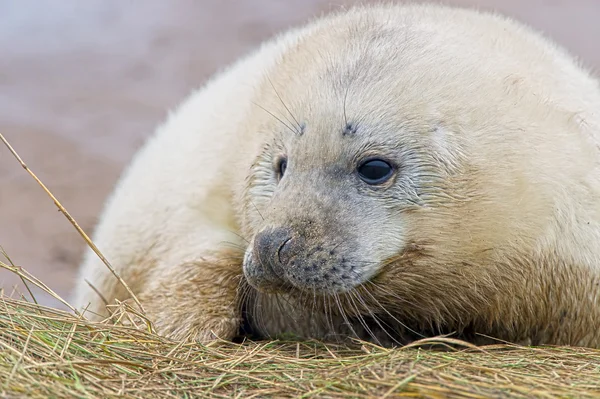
<box><xmin>2</xmin><ymin>134</ymin><xmax>600</xmax><ymax>398</ymax></box>
<box><xmin>2</xmin><ymin>260</ymin><xmax>600</xmax><ymax>398</ymax></box>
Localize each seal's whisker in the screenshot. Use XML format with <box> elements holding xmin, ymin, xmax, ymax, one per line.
<box><xmin>213</xmin><ymin>256</ymin><xmax>244</xmax><ymax>265</ymax></box>
<box><xmin>266</xmin><ymin>76</ymin><xmax>303</xmax><ymax>135</ymax></box>
<box><xmin>272</xmin><ymin>292</ymin><xmax>295</xmax><ymax>332</ymax></box>
<box><xmin>346</xmin><ymin>290</ymin><xmax>382</xmax><ymax>346</ymax></box>
<box><xmin>226</xmin><ymin>230</ymin><xmax>251</xmax><ymax>245</ymax></box>
<box><xmin>333</xmin><ymin>292</ymin><xmax>360</xmax><ymax>342</ymax></box>
<box><xmin>350</xmin><ymin>289</ymin><xmax>402</xmax><ymax>346</ymax></box>
<box><xmin>323</xmin><ymin>294</ymin><xmax>336</xmax><ymax>338</ymax></box>
<box><xmin>362</xmin><ymin>283</ymin><xmax>426</xmax><ymax>338</ymax></box>
<box><xmin>242</xmin><ymin>288</ymin><xmax>253</xmax><ymax>318</ymax></box>
<box><xmin>235</xmin><ymin>274</ymin><xmax>248</xmax><ymax>297</ymax></box>
<box><xmin>217</xmin><ymin>241</ymin><xmax>247</xmax><ymax>252</ymax></box>
<box><xmin>253</xmin><ymin>292</ymin><xmax>270</xmax><ymax>338</ymax></box>
<box><xmin>237</xmin><ymin>277</ymin><xmax>253</xmax><ymax>333</ymax></box>
<box><xmin>237</xmin><ymin>282</ymin><xmax>254</xmax><ymax>335</ymax></box>
<box><xmin>275</xmin><ymin>289</ymin><xmax>306</xmax><ymax>333</ymax></box>
<box><xmin>347</xmin><ymin>260</ymin><xmax>380</xmax><ymax>265</ymax></box>
<box><xmin>248</xmin><ymin>199</ymin><xmax>265</xmax><ymax>222</ymax></box>
<box><xmin>342</xmin><ymin>84</ymin><xmax>351</xmax><ymax>129</ymax></box>
<box><xmin>251</xmin><ymin>100</ymin><xmax>298</xmax><ymax>136</ymax></box>
<box><xmin>277</xmin><ymin>287</ymin><xmax>297</xmax><ymax>310</ymax></box>
<box><xmin>367</xmin><ymin>280</ymin><xmax>412</xmax><ymax>306</ymax></box>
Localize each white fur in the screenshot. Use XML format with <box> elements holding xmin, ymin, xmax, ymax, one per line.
<box><xmin>72</xmin><ymin>3</ymin><xmax>600</xmax><ymax>347</ymax></box>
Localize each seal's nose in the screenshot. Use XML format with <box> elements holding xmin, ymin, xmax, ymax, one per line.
<box><xmin>253</xmin><ymin>227</ymin><xmax>294</xmax><ymax>279</ymax></box>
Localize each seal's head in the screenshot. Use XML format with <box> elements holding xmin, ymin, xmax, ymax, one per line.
<box><xmin>242</xmin><ymin>124</ymin><xmax>407</xmax><ymax>293</ymax></box>
<box><xmin>239</xmin><ymin>6</ymin><xmax>599</xmax><ymax>341</ymax></box>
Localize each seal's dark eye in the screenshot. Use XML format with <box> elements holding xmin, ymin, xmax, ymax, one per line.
<box><xmin>276</xmin><ymin>157</ymin><xmax>287</xmax><ymax>179</ymax></box>
<box><xmin>357</xmin><ymin>159</ymin><xmax>394</xmax><ymax>184</ymax></box>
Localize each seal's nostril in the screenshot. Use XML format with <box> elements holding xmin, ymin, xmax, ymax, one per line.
<box><xmin>277</xmin><ymin>236</ymin><xmax>293</xmax><ymax>264</ymax></box>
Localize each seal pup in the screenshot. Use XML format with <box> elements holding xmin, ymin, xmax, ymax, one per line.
<box><xmin>72</xmin><ymin>4</ymin><xmax>600</xmax><ymax>347</ymax></box>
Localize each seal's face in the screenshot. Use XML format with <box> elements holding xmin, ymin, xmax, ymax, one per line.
<box><xmin>239</xmin><ymin>82</ymin><xmax>457</xmax><ymax>296</ymax></box>
<box><xmin>242</xmin><ymin>122</ymin><xmax>410</xmax><ymax>294</ymax></box>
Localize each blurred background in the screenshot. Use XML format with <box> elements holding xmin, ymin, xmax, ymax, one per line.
<box><xmin>1</xmin><ymin>0</ymin><xmax>599</xmax><ymax>309</ymax></box>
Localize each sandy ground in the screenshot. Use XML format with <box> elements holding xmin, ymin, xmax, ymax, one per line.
<box><xmin>1</xmin><ymin>0</ymin><xmax>599</xmax><ymax>309</ymax></box>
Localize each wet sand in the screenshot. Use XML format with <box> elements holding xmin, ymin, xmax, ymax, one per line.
<box><xmin>1</xmin><ymin>0</ymin><xmax>599</xmax><ymax>308</ymax></box>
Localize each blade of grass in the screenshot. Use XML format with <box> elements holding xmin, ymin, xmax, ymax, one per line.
<box><xmin>0</xmin><ymin>132</ymin><xmax>144</xmax><ymax>314</ymax></box>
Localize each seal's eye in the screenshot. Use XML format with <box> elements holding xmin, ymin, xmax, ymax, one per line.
<box><xmin>357</xmin><ymin>159</ymin><xmax>394</xmax><ymax>184</ymax></box>
<box><xmin>276</xmin><ymin>157</ymin><xmax>287</xmax><ymax>180</ymax></box>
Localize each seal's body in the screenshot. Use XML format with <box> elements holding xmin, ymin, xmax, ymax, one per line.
<box><xmin>72</xmin><ymin>4</ymin><xmax>600</xmax><ymax>347</ymax></box>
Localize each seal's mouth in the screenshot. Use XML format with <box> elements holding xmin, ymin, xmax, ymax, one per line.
<box><xmin>242</xmin><ymin>231</ymin><xmax>379</xmax><ymax>295</ymax></box>
<box><xmin>242</xmin><ymin>225</ymin><xmax>419</xmax><ymax>296</ymax></box>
